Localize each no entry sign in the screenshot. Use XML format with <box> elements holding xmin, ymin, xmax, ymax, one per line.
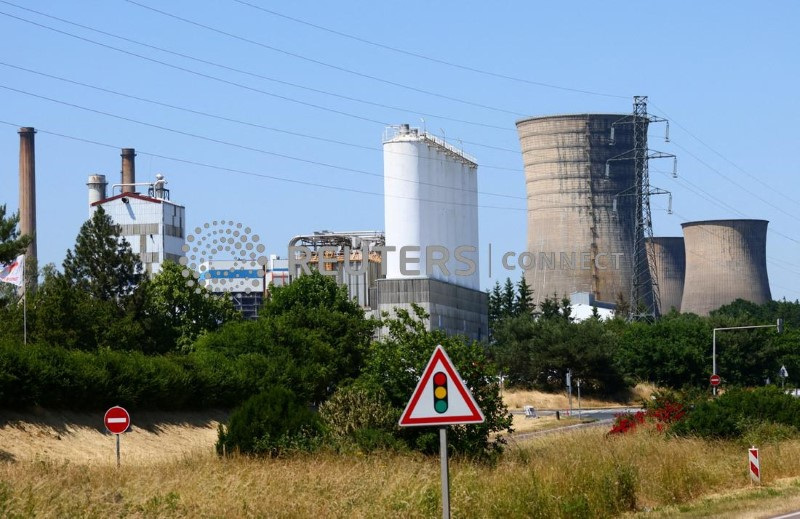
<box><xmin>104</xmin><ymin>406</ymin><xmax>130</xmax><ymax>434</ymax></box>
<box><xmin>710</xmin><ymin>374</ymin><xmax>721</xmax><ymax>387</ymax></box>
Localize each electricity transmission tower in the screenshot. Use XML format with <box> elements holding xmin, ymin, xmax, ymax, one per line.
<box><xmin>607</xmin><ymin>96</ymin><xmax>676</xmax><ymax>319</ymax></box>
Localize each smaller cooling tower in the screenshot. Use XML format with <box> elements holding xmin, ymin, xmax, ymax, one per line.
<box><xmin>680</xmin><ymin>219</ymin><xmax>771</xmax><ymax>316</ymax></box>
<box><xmin>646</xmin><ymin>237</ymin><xmax>685</xmax><ymax>314</ymax></box>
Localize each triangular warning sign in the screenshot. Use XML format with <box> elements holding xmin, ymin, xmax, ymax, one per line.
<box><xmin>399</xmin><ymin>345</ymin><xmax>485</xmax><ymax>427</ymax></box>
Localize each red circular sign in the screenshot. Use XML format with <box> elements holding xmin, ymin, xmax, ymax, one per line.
<box><xmin>104</xmin><ymin>406</ymin><xmax>131</xmax><ymax>434</ymax></box>
<box><xmin>710</xmin><ymin>374</ymin><xmax>721</xmax><ymax>387</ymax></box>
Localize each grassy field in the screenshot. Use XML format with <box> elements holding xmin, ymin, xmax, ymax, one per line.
<box><xmin>3</xmin><ymin>422</ymin><xmax>800</xmax><ymax>517</ymax></box>
<box><xmin>2</xmin><ymin>386</ymin><xmax>800</xmax><ymax>517</ymax></box>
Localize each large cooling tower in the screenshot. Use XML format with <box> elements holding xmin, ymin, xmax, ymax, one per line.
<box><xmin>680</xmin><ymin>219</ymin><xmax>771</xmax><ymax>316</ymax></box>
<box><xmin>646</xmin><ymin>237</ymin><xmax>685</xmax><ymax>314</ymax></box>
<box><xmin>517</xmin><ymin>114</ymin><xmax>647</xmax><ymax>306</ymax></box>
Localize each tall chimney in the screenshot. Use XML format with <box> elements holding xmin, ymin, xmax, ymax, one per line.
<box><xmin>18</xmin><ymin>127</ymin><xmax>37</xmax><ymax>293</ymax></box>
<box><xmin>121</xmin><ymin>148</ymin><xmax>136</xmax><ymax>193</ymax></box>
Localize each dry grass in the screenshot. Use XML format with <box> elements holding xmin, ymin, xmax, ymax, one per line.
<box><xmin>3</xmin><ymin>410</ymin><xmax>800</xmax><ymax>517</ymax></box>
<box><xmin>0</xmin><ymin>408</ymin><xmax>226</xmax><ymax>464</ymax></box>
<box><xmin>502</xmin><ymin>382</ymin><xmax>656</xmax><ymax>411</ymax></box>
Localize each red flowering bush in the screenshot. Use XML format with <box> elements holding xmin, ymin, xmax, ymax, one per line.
<box><xmin>608</xmin><ymin>393</ymin><xmax>687</xmax><ymax>435</ymax></box>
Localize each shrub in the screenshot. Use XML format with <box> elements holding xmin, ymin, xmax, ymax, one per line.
<box><xmin>318</xmin><ymin>382</ymin><xmax>402</xmax><ymax>452</ymax></box>
<box><xmin>216</xmin><ymin>386</ymin><xmax>322</xmax><ymax>457</ymax></box>
<box><xmin>671</xmin><ymin>386</ymin><xmax>800</xmax><ymax>440</ymax></box>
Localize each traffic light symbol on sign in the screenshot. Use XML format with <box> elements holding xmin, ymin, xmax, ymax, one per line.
<box><xmin>433</xmin><ymin>372</ymin><xmax>448</xmax><ymax>413</ymax></box>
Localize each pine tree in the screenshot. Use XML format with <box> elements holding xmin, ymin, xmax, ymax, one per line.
<box><xmin>560</xmin><ymin>295</ymin><xmax>573</xmax><ymax>322</ymax></box>
<box><xmin>515</xmin><ymin>274</ymin><xmax>534</xmax><ymax>316</ymax></box>
<box><xmin>488</xmin><ymin>280</ymin><xmax>503</xmax><ymax>325</ymax></box>
<box><xmin>63</xmin><ymin>206</ymin><xmax>142</xmax><ymax>301</ymax></box>
<box><xmin>501</xmin><ymin>278</ymin><xmax>516</xmax><ymax>317</ymax></box>
<box><xmin>0</xmin><ymin>204</ymin><xmax>31</xmax><ymax>264</ymax></box>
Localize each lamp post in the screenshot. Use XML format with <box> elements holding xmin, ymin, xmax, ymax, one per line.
<box><xmin>712</xmin><ymin>319</ymin><xmax>784</xmax><ymax>396</ymax></box>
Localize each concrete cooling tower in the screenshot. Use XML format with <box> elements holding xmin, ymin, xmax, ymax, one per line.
<box><xmin>680</xmin><ymin>219</ymin><xmax>771</xmax><ymax>316</ymax></box>
<box><xmin>516</xmin><ymin>114</ymin><xmax>648</xmax><ymax>307</ymax></box>
<box><xmin>646</xmin><ymin>237</ymin><xmax>685</xmax><ymax>314</ymax></box>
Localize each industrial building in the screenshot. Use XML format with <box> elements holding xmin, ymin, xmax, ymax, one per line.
<box><xmin>516</xmin><ymin>114</ymin><xmax>644</xmax><ymax>309</ymax></box>
<box><xmin>646</xmin><ymin>237</ymin><xmax>686</xmax><ymax>314</ymax></box>
<box><xmin>378</xmin><ymin>124</ymin><xmax>487</xmax><ymax>340</ymax></box>
<box><xmin>288</xmin><ymin>230</ymin><xmax>384</xmax><ymax>308</ymax></box>
<box><xmin>88</xmin><ymin>149</ymin><xmax>185</xmax><ymax>276</ymax></box>
<box><xmin>680</xmin><ymin>219</ymin><xmax>771</xmax><ymax>316</ymax></box>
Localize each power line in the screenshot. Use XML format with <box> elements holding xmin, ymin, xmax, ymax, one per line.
<box><xmin>0</xmin><ymin>7</ymin><xmax>522</xmax><ymax>155</ymax></box>
<box><xmin>0</xmin><ymin>83</ymin><xmax>527</xmax><ymax>203</ymax></box>
<box><xmin>124</xmin><ymin>0</ymin><xmax>526</xmax><ymax>117</ymax></box>
<box><xmin>670</xmin><ymin>140</ymin><xmax>800</xmax><ymax>225</ymax></box>
<box><xmin>651</xmin><ymin>167</ymin><xmax>800</xmax><ymax>245</ymax></box>
<box><xmin>230</xmin><ymin>0</ymin><xmax>630</xmax><ymax>100</ymax></box>
<box><xmin>0</xmin><ymin>61</ymin><xmax>522</xmax><ymax>173</ymax></box>
<box><xmin>651</xmin><ymin>102</ymin><xmax>800</xmax><ymax>207</ymax></box>
<box><xmin>0</xmin><ymin>0</ymin><xmax>517</xmax><ymax>133</ymax></box>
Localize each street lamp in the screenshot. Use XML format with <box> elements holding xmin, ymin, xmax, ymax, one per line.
<box><xmin>712</xmin><ymin>318</ymin><xmax>784</xmax><ymax>395</ymax></box>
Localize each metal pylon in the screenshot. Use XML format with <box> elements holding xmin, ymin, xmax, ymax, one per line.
<box><xmin>606</xmin><ymin>96</ymin><xmax>676</xmax><ymax>319</ymax></box>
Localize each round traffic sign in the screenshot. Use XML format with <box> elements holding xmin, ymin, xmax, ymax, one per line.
<box><xmin>710</xmin><ymin>374</ymin><xmax>721</xmax><ymax>387</ymax></box>
<box><xmin>104</xmin><ymin>406</ymin><xmax>131</xmax><ymax>434</ymax></box>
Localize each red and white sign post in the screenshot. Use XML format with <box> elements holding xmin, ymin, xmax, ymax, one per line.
<box><xmin>749</xmin><ymin>447</ymin><xmax>761</xmax><ymax>484</ymax></box>
<box><xmin>399</xmin><ymin>345</ymin><xmax>484</xmax><ymax>519</ymax></box>
<box><xmin>104</xmin><ymin>406</ymin><xmax>131</xmax><ymax>467</ymax></box>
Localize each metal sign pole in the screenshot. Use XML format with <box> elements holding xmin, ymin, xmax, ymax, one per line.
<box><xmin>116</xmin><ymin>433</ymin><xmax>120</xmax><ymax>468</ymax></box>
<box><xmin>440</xmin><ymin>427</ymin><xmax>450</xmax><ymax>519</ymax></box>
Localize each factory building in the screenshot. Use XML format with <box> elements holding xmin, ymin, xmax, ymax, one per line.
<box><xmin>680</xmin><ymin>219</ymin><xmax>771</xmax><ymax>316</ymax></box>
<box><xmin>378</xmin><ymin>124</ymin><xmax>487</xmax><ymax>340</ymax></box>
<box><xmin>198</xmin><ymin>259</ymin><xmax>264</xmax><ymax>319</ymax></box>
<box><xmin>516</xmin><ymin>114</ymin><xmax>643</xmax><ymax>309</ymax></box>
<box><xmin>288</xmin><ymin>231</ymin><xmax>385</xmax><ymax>308</ymax></box>
<box><xmin>646</xmin><ymin>237</ymin><xmax>686</xmax><ymax>314</ymax></box>
<box><xmin>88</xmin><ymin>148</ymin><xmax>185</xmax><ymax>276</ymax></box>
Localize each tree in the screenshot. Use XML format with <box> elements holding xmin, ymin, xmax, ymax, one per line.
<box><xmin>195</xmin><ymin>270</ymin><xmax>375</xmax><ymax>403</ymax></box>
<box><xmin>515</xmin><ymin>274</ymin><xmax>534</xmax><ymax>316</ymax></box>
<box><xmin>501</xmin><ymin>278</ymin><xmax>516</xmax><ymax>317</ymax></box>
<box><xmin>63</xmin><ymin>206</ymin><xmax>142</xmax><ymax>301</ymax></box>
<box><xmin>360</xmin><ymin>304</ymin><xmax>513</xmax><ymax>458</ymax></box>
<box><xmin>0</xmin><ymin>204</ymin><xmax>31</xmax><ymax>265</ymax></box>
<box><xmin>142</xmin><ymin>261</ymin><xmax>241</xmax><ymax>352</ymax></box>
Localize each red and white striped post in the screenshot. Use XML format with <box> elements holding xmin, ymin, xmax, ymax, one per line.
<box><xmin>748</xmin><ymin>446</ymin><xmax>761</xmax><ymax>484</ymax></box>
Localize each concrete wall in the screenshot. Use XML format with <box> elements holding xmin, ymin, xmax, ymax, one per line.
<box><xmin>646</xmin><ymin>237</ymin><xmax>685</xmax><ymax>314</ymax></box>
<box><xmin>516</xmin><ymin>114</ymin><xmax>645</xmax><ymax>307</ymax></box>
<box><xmin>374</xmin><ymin>277</ymin><xmax>488</xmax><ymax>341</ymax></box>
<box><xmin>680</xmin><ymin>219</ymin><xmax>771</xmax><ymax>315</ymax></box>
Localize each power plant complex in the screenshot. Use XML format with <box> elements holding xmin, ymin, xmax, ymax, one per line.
<box><xmin>7</xmin><ymin>98</ymin><xmax>778</xmax><ymax>326</ymax></box>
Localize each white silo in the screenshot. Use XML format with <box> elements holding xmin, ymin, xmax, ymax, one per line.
<box><xmin>382</xmin><ymin>124</ymin><xmax>479</xmax><ymax>289</ymax></box>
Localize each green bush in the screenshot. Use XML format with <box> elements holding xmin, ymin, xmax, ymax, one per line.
<box><xmin>672</xmin><ymin>386</ymin><xmax>800</xmax><ymax>440</ymax></box>
<box><xmin>216</xmin><ymin>386</ymin><xmax>322</xmax><ymax>457</ymax></box>
<box><xmin>318</xmin><ymin>382</ymin><xmax>402</xmax><ymax>452</ymax></box>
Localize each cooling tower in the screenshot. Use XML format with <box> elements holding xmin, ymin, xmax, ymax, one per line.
<box><xmin>646</xmin><ymin>237</ymin><xmax>685</xmax><ymax>314</ymax></box>
<box><xmin>516</xmin><ymin>114</ymin><xmax>647</xmax><ymax>306</ymax></box>
<box><xmin>680</xmin><ymin>219</ymin><xmax>771</xmax><ymax>316</ymax></box>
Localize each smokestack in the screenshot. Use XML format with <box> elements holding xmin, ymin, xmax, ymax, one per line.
<box><xmin>121</xmin><ymin>148</ymin><xmax>136</xmax><ymax>193</ymax></box>
<box><xmin>87</xmin><ymin>174</ymin><xmax>108</xmax><ymax>208</ymax></box>
<box><xmin>18</xmin><ymin>127</ymin><xmax>37</xmax><ymax>293</ymax></box>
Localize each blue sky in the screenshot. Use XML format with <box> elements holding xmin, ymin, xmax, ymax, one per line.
<box><xmin>1</xmin><ymin>1</ymin><xmax>798</xmax><ymax>300</ymax></box>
